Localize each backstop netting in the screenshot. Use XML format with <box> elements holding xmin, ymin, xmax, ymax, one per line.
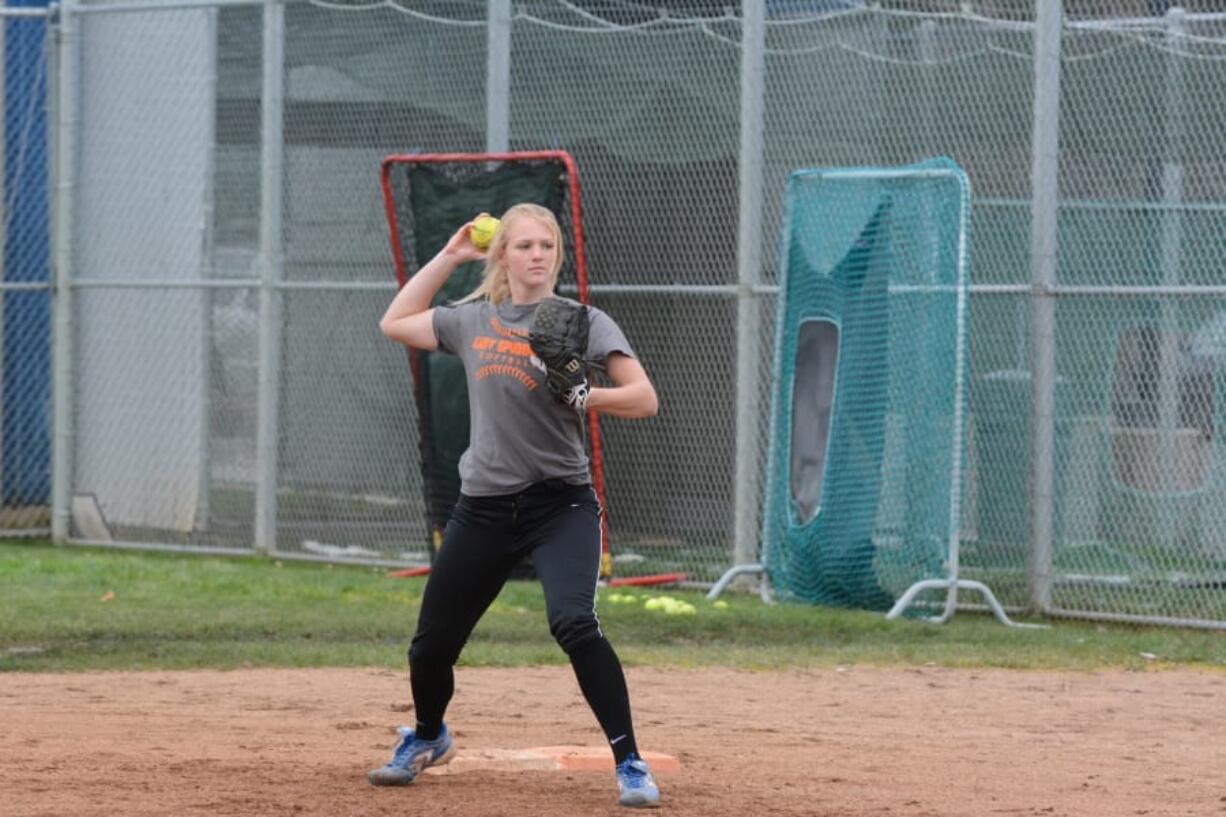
<box><xmin>763</xmin><ymin>158</ymin><xmax>969</xmax><ymax>610</ymax></box>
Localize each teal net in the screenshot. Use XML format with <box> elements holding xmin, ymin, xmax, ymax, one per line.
<box><xmin>763</xmin><ymin>158</ymin><xmax>970</xmax><ymax>610</ymax></box>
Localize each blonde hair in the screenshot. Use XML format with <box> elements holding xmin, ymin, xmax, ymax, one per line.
<box><xmin>457</xmin><ymin>203</ymin><xmax>565</xmax><ymax>305</ymax></box>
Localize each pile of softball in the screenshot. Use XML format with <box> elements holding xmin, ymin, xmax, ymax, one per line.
<box><xmin>604</xmin><ymin>591</ymin><xmax>729</xmax><ymax>613</ymax></box>
<box><xmin>644</xmin><ymin>595</ymin><xmax>697</xmax><ymax>615</ymax></box>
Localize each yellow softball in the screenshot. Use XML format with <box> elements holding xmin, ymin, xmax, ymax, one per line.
<box><xmin>469</xmin><ymin>215</ymin><xmax>500</xmax><ymax>250</ymax></box>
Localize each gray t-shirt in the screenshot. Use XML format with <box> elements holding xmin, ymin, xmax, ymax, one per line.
<box><xmin>432</xmin><ymin>297</ymin><xmax>635</xmax><ymax>496</ymax></box>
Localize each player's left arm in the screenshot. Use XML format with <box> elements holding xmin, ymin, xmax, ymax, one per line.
<box><xmin>585</xmin><ymin>352</ymin><xmax>658</xmax><ymax>419</ymax></box>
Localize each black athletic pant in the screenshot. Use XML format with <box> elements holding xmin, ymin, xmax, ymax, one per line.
<box><xmin>408</xmin><ymin>480</ymin><xmax>639</xmax><ymax>763</ymax></box>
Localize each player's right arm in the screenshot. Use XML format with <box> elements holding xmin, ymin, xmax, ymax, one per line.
<box><xmin>380</xmin><ymin>219</ymin><xmax>487</xmax><ymax>350</ymax></box>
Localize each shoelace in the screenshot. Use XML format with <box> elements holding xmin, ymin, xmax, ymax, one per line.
<box><xmin>390</xmin><ymin>736</ymin><xmax>416</xmax><ymax>764</ymax></box>
<box><xmin>619</xmin><ymin>759</ymin><xmax>650</xmax><ymax>785</ymax></box>
<box><xmin>391</xmin><ymin>733</ymin><xmax>434</xmax><ymax>764</ymax></box>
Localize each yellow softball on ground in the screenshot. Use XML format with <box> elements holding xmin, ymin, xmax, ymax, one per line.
<box><xmin>664</xmin><ymin>601</ymin><xmax>696</xmax><ymax>616</ymax></box>
<box><xmin>469</xmin><ymin>215</ymin><xmax>500</xmax><ymax>250</ymax></box>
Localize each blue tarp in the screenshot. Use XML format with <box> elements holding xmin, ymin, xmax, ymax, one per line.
<box><xmin>3</xmin><ymin>0</ymin><xmax>50</xmax><ymax>505</ymax></box>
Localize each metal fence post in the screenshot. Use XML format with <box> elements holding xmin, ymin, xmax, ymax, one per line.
<box><xmin>1155</xmin><ymin>6</ymin><xmax>1186</xmax><ymax>546</ymax></box>
<box><xmin>1027</xmin><ymin>0</ymin><xmax>1063</xmax><ymax>614</ymax></box>
<box><xmin>733</xmin><ymin>0</ymin><xmax>766</xmax><ymax>578</ymax></box>
<box><xmin>50</xmin><ymin>0</ymin><xmax>77</xmax><ymax>542</ymax></box>
<box><xmin>255</xmin><ymin>0</ymin><xmax>284</xmax><ymax>556</ymax></box>
<box><xmin>486</xmin><ymin>0</ymin><xmax>510</xmax><ymax>154</ymax></box>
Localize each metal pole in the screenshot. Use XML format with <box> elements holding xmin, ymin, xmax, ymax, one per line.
<box><xmin>486</xmin><ymin>0</ymin><xmax>511</xmax><ymax>154</ymax></box>
<box><xmin>255</xmin><ymin>0</ymin><xmax>284</xmax><ymax>555</ymax></box>
<box><xmin>919</xmin><ymin>19</ymin><xmax>936</xmax><ymax>155</ymax></box>
<box><xmin>197</xmin><ymin>6</ymin><xmax>219</xmax><ymax>535</ymax></box>
<box><xmin>51</xmin><ymin>0</ymin><xmax>78</xmax><ymax>541</ymax></box>
<box><xmin>733</xmin><ymin>0</ymin><xmax>765</xmax><ymax>575</ymax></box>
<box><xmin>1155</xmin><ymin>7</ymin><xmax>1186</xmax><ymax>542</ymax></box>
<box><xmin>941</xmin><ymin>171</ymin><xmax>972</xmax><ymax>620</ymax></box>
<box><xmin>1027</xmin><ymin>0</ymin><xmax>1063</xmax><ymax>614</ymax></box>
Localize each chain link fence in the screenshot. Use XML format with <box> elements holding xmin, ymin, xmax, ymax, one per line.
<box><xmin>6</xmin><ymin>0</ymin><xmax>1223</xmax><ymax>627</ymax></box>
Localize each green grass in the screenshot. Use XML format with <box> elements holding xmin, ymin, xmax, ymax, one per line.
<box><xmin>1</xmin><ymin>540</ymin><xmax>1223</xmax><ymax>673</ymax></box>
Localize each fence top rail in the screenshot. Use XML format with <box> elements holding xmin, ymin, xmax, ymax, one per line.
<box><xmin>0</xmin><ymin>6</ymin><xmax>50</xmax><ymax>17</ymax></box>
<box><xmin>978</xmin><ymin>198</ymin><xmax>1226</xmax><ymax>213</ymax></box>
<box><xmin>58</xmin><ymin>1</ymin><xmax>1226</xmax><ymax>27</ymax></box>
<box><xmin>68</xmin><ymin>0</ymin><xmax>265</xmax><ymax>15</ymax></box>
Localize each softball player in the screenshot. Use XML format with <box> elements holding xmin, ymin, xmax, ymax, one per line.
<box><xmin>371</xmin><ymin>203</ymin><xmax>662</xmax><ymax>808</ymax></box>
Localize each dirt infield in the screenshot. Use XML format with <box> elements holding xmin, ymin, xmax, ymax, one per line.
<box><xmin>2</xmin><ymin>665</ymin><xmax>1222</xmax><ymax>816</ymax></box>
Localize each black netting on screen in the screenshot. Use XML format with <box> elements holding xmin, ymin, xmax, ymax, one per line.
<box><xmin>387</xmin><ymin>158</ymin><xmax>574</xmax><ymax>567</ymax></box>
